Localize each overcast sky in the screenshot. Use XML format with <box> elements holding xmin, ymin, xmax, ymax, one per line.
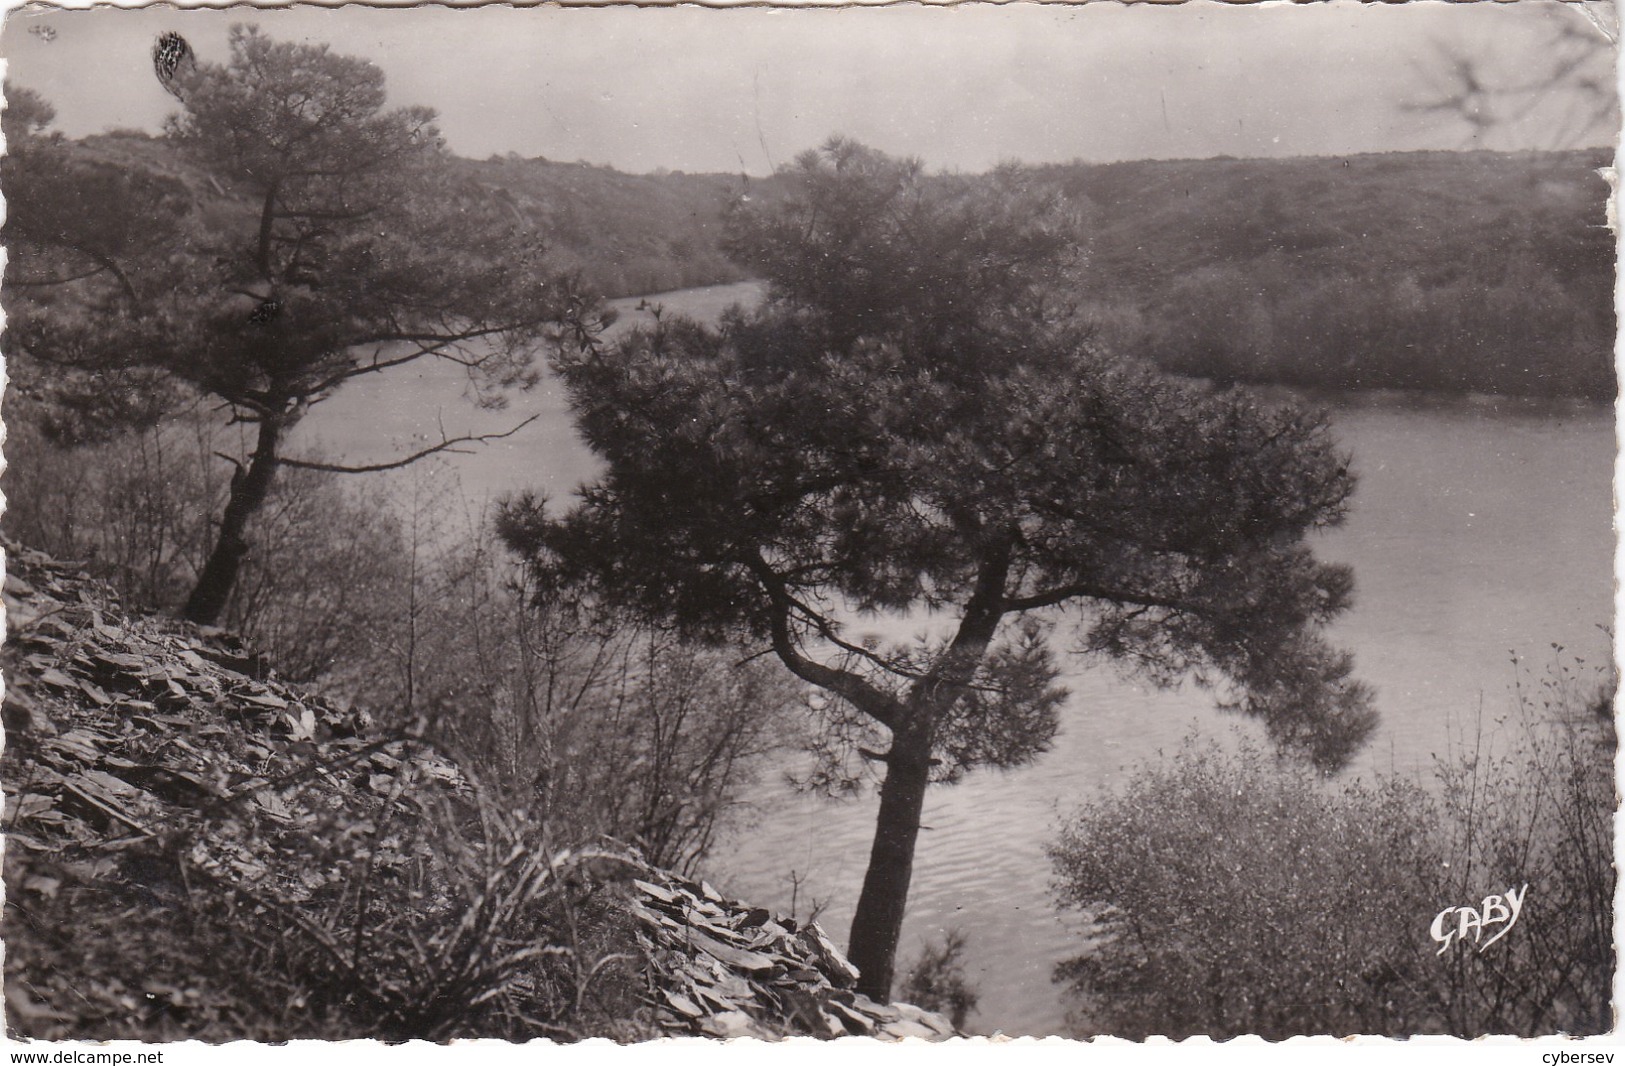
<box><xmin>2</xmin><ymin>1</ymin><xmax>1616</xmax><ymax>174</ymax></box>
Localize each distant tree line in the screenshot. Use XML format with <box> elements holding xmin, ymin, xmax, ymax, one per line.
<box><xmin>1047</xmin><ymin>150</ymin><xmax>1615</xmax><ymax>400</ymax></box>
<box><xmin>465</xmin><ymin>155</ymin><xmax>763</xmax><ymax>298</ymax></box>
<box><xmin>9</xmin><ymin>94</ymin><xmax>1611</xmax><ymax>401</ymax></box>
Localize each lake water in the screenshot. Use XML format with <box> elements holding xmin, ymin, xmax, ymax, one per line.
<box><xmin>301</xmin><ymin>283</ymin><xmax>1616</xmax><ymax>1036</ymax></box>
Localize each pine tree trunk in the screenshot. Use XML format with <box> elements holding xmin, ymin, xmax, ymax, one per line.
<box><xmin>182</xmin><ymin>415</ymin><xmax>283</xmax><ymax>626</ymax></box>
<box><xmin>847</xmin><ymin>727</ymin><xmax>933</xmax><ymax>1003</ymax></box>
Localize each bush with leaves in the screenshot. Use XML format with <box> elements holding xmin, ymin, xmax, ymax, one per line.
<box><xmin>1050</xmin><ymin>739</ymin><xmax>1441</xmax><ymax>1039</ymax></box>
<box><xmin>1048</xmin><ymin>653</ymin><xmax>1615</xmax><ymax>1039</ymax></box>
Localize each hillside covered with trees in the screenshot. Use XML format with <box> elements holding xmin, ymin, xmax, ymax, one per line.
<box><xmin>1048</xmin><ymin>149</ymin><xmax>1615</xmax><ymax>399</ymax></box>
<box><xmin>18</xmin><ymin>124</ymin><xmax>1613</xmax><ymax>399</ymax></box>
<box><xmin>16</xmin><ymin>127</ymin><xmax>768</xmax><ymax>304</ymax></box>
<box><xmin>462</xmin><ymin>155</ymin><xmax>768</xmax><ymax>297</ymax></box>
<box><xmin>481</xmin><ymin>145</ymin><xmax>1616</xmax><ymax>400</ymax></box>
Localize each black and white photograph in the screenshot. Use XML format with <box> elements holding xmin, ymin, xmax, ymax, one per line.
<box><xmin>0</xmin><ymin>0</ymin><xmax>1617</xmax><ymax>1047</ymax></box>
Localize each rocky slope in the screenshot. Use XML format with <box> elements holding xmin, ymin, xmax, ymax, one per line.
<box><xmin>1</xmin><ymin>540</ymin><xmax>953</xmax><ymax>1042</ymax></box>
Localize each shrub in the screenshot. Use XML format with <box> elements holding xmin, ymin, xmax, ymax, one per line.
<box><xmin>1049</xmin><ymin>653</ymin><xmax>1615</xmax><ymax>1039</ymax></box>
<box><xmin>5</xmin><ymin>407</ymin><xmax>411</xmax><ymax>683</ymax></box>
<box><xmin>385</xmin><ymin>526</ymin><xmax>797</xmax><ymax>876</ymax></box>
<box><xmin>898</xmin><ymin>930</ymin><xmax>979</xmax><ymax>1032</ymax></box>
<box><xmin>1426</xmin><ymin>651</ymin><xmax>1616</xmax><ymax>1035</ymax></box>
<box><xmin>5</xmin><ymin>406</ymin><xmax>223</xmax><ymax>611</ymax></box>
<box><xmin>1049</xmin><ymin>739</ymin><xmax>1442</xmax><ymax>1039</ymax></box>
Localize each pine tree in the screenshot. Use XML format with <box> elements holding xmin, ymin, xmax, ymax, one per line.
<box><xmin>500</xmin><ymin>139</ymin><xmax>1376</xmax><ymax>999</ymax></box>
<box><xmin>5</xmin><ymin>28</ymin><xmax>595</xmax><ymax>624</ymax></box>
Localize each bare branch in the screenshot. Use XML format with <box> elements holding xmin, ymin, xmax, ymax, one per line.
<box><xmin>6</xmin><ymin>264</ymin><xmax>113</xmax><ymax>288</ymax></box>
<box><xmin>212</xmin><ymin>450</ymin><xmax>247</xmax><ymax>477</ymax></box>
<box><xmin>220</xmin><ymin>395</ymin><xmax>272</xmax><ymax>420</ymax></box>
<box><xmin>280</xmin><ymin>415</ymin><xmax>539</xmax><ymax>475</ymax></box>
<box><xmin>355</xmin><ymin>324</ymin><xmax>536</xmax><ymax>350</ymax></box>
<box><xmin>780</xmin><ymin>588</ymin><xmax>928</xmax><ymax>682</ymax></box>
<box><xmin>305</xmin><ymin>322</ymin><xmax>550</xmax><ymax>399</ymax></box>
<box><xmin>306</xmin><ymin>346</ymin><xmax>436</xmax><ymax>398</ymax></box>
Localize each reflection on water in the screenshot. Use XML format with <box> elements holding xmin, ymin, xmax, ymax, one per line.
<box><xmin>300</xmin><ymin>284</ymin><xmax>1615</xmax><ymax>1037</ymax></box>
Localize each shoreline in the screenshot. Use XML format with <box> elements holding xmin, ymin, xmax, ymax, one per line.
<box><xmin>611</xmin><ymin>279</ymin><xmax>1614</xmax><ymax>415</ymax></box>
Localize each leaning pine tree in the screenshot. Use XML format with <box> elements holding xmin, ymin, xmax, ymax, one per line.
<box><xmin>499</xmin><ymin>139</ymin><xmax>1377</xmax><ymax>1000</ymax></box>
<box><xmin>4</xmin><ymin>27</ymin><xmax>591</xmax><ymax>625</ymax></box>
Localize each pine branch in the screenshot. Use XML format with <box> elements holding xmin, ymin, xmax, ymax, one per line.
<box><xmin>306</xmin><ymin>323</ymin><xmax>548</xmax><ymax>399</ymax></box>
<box><xmin>746</xmin><ymin>555</ymin><xmax>905</xmax><ymax>730</ymax></box>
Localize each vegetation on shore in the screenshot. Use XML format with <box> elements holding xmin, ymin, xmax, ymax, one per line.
<box><xmin>1050</xmin><ymin>653</ymin><xmax>1616</xmax><ymax>1039</ymax></box>
<box><xmin>479</xmin><ymin>146</ymin><xmax>1618</xmax><ymax>401</ymax></box>
<box><xmin>501</xmin><ymin>145</ymin><xmax>1618</xmax><ymax>400</ymax></box>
